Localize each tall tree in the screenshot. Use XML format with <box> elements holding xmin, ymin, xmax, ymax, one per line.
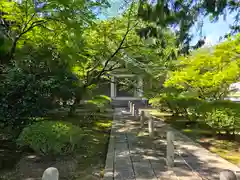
<box><xmin>0</xmin><ymin>0</ymin><xmax>108</xmax><ymax>64</ymax></box>
<box><xmin>165</xmin><ymin>33</ymin><xmax>240</xmax><ymax>100</ymax></box>
<box><xmin>137</xmin><ymin>0</ymin><xmax>240</xmax><ymax>54</ymax></box>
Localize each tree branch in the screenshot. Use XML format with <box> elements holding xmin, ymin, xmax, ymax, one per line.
<box><xmin>6</xmin><ymin>19</ymin><xmax>47</xmax><ymax>63</ymax></box>
<box><xmin>91</xmin><ymin>2</ymin><xmax>138</xmax><ymax>81</ymax></box>
<box><xmin>94</xmin><ymin>20</ymin><xmax>139</xmax><ymax>83</ymax></box>
<box><xmin>21</xmin><ymin>20</ymin><xmax>46</xmax><ymax>37</ymax></box>
<box><xmin>120</xmin><ymin>44</ymin><xmax>144</xmax><ymax>49</ymax></box>
<box><xmin>106</xmin><ymin>61</ymin><xmax>120</xmax><ymax>71</ymax></box>
<box><xmin>21</xmin><ymin>13</ymin><xmax>36</xmax><ymax>34</ymax></box>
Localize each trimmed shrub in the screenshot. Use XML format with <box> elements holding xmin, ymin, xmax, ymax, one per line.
<box><xmin>17</xmin><ymin>121</ymin><xmax>84</xmax><ymax>155</ymax></box>
<box><xmin>205</xmin><ymin>109</ymin><xmax>236</xmax><ymax>134</ymax></box>
<box><xmin>86</xmin><ymin>95</ymin><xmax>111</xmax><ymax>112</ymax></box>
<box><xmin>150</xmin><ymin>92</ymin><xmax>203</xmax><ymax>120</ymax></box>
<box><xmin>201</xmin><ymin>101</ymin><xmax>240</xmax><ymax>135</ymax></box>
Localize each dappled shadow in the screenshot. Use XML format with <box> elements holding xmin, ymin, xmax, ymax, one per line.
<box><xmin>197</xmin><ymin>141</ymin><xmax>212</xmax><ymax>149</ymax></box>
<box><xmin>215</xmin><ymin>134</ymin><xmax>240</xmax><ymax>142</ymax></box>
<box><xmin>109</xmin><ymin>108</ymin><xmax>240</xmax><ymax>180</ymax></box>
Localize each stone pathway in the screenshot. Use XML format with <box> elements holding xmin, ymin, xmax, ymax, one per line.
<box><xmin>103</xmin><ymin>108</ymin><xmax>240</xmax><ymax>180</ymax></box>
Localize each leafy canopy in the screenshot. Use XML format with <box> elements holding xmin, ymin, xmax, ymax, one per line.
<box><xmin>165</xmin><ymin>33</ymin><xmax>240</xmax><ymax>100</ymax></box>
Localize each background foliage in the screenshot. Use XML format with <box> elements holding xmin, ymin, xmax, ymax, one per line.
<box><xmin>0</xmin><ymin>0</ymin><xmax>240</xmax><ymax>155</ymax></box>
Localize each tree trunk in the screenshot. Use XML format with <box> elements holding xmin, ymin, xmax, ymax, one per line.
<box><xmin>68</xmin><ymin>86</ymin><xmax>86</xmax><ymax>116</ymax></box>
<box><xmin>63</xmin><ymin>101</ymin><xmax>67</xmax><ymax>107</ymax></box>
<box><xmin>68</xmin><ymin>95</ymin><xmax>82</xmax><ymax>116</ymax></box>
<box><xmin>5</xmin><ymin>37</ymin><xmax>19</xmax><ymax>64</ymax></box>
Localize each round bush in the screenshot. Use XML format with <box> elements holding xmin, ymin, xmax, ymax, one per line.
<box><xmin>17</xmin><ymin>121</ymin><xmax>84</xmax><ymax>155</ymax></box>
<box><xmin>203</xmin><ymin>101</ymin><xmax>240</xmax><ymax>134</ymax></box>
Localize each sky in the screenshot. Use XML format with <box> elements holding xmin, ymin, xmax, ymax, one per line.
<box><xmin>99</xmin><ymin>0</ymin><xmax>125</xmax><ymax>19</ymax></box>
<box><xmin>191</xmin><ymin>13</ymin><xmax>236</xmax><ymax>46</ymax></box>
<box><xmin>101</xmin><ymin>0</ymin><xmax>236</xmax><ymax>46</ymax></box>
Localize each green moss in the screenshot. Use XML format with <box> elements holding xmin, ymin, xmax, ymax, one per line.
<box><xmin>150</xmin><ymin>110</ymin><xmax>172</xmax><ymax>117</ymax></box>
<box><xmin>210</xmin><ymin>146</ymin><xmax>240</xmax><ymax>165</ymax></box>
<box><xmin>95</xmin><ymin>121</ymin><xmax>112</xmax><ymax>129</ymax></box>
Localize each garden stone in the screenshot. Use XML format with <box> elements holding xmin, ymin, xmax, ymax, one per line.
<box><xmin>42</xmin><ymin>167</ymin><xmax>59</xmax><ymax>180</ymax></box>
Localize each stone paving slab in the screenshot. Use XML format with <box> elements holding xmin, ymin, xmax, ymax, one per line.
<box><xmin>133</xmin><ymin>160</ymin><xmax>157</xmax><ymax>180</ymax></box>
<box><xmin>114</xmin><ymin>139</ymin><xmax>135</xmax><ymax>180</ymax></box>
<box><xmin>103</xmin><ymin>108</ymin><xmax>240</xmax><ymax>180</ymax></box>
<box><xmin>172</xmin><ymin>155</ymin><xmax>203</xmax><ymax>180</ymax></box>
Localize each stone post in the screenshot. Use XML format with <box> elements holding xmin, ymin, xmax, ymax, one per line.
<box><xmin>135</xmin><ymin>108</ymin><xmax>139</xmax><ymax>119</ymax></box>
<box><xmin>110</xmin><ymin>76</ymin><xmax>115</xmax><ymax>99</ymax></box>
<box><xmin>132</xmin><ymin>104</ymin><xmax>135</xmax><ymax>116</ymax></box>
<box><xmin>145</xmin><ymin>100</ymin><xmax>148</xmax><ymax>108</ymax></box>
<box><xmin>140</xmin><ymin>110</ymin><xmax>145</xmax><ymax>127</ymax></box>
<box><xmin>220</xmin><ymin>170</ymin><xmax>237</xmax><ymax>180</ymax></box>
<box><xmin>148</xmin><ymin>115</ymin><xmax>154</xmax><ymax>138</ymax></box>
<box><xmin>129</xmin><ymin>101</ymin><xmax>133</xmax><ymax>113</ymax></box>
<box><xmin>138</xmin><ymin>77</ymin><xmax>143</xmax><ymax>97</ymax></box>
<box><xmin>167</xmin><ymin>131</ymin><xmax>174</xmax><ymax>167</ymax></box>
<box><xmin>42</xmin><ymin>167</ymin><xmax>59</xmax><ymax>180</ymax></box>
